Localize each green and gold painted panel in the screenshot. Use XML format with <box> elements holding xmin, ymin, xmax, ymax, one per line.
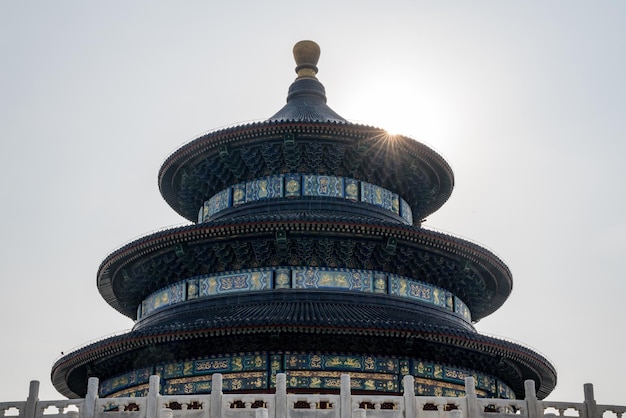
<box><xmin>284</xmin><ymin>353</ymin><xmax>398</xmax><ymax>374</ymax></box>
<box><xmin>98</xmin><ymin>367</ymin><xmax>151</xmax><ymax>397</ymax></box>
<box><xmin>286</xmin><ymin>370</ymin><xmax>398</xmax><ymax>392</ymax></box>
<box><xmin>99</xmin><ymin>352</ymin><xmax>514</xmax><ymax>399</ymax></box>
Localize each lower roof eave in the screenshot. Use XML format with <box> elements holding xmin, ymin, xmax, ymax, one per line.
<box><xmin>51</xmin><ymin>322</ymin><xmax>556</xmax><ymax>399</ymax></box>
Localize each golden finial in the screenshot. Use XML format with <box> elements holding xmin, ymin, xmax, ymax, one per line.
<box><xmin>293</xmin><ymin>40</ymin><xmax>320</xmax><ymax>79</ymax></box>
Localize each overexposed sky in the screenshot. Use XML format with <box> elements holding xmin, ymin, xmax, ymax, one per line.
<box><xmin>1</xmin><ymin>1</ymin><xmax>625</xmax><ymax>405</ymax></box>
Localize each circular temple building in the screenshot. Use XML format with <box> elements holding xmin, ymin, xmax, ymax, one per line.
<box><xmin>51</xmin><ymin>41</ymin><xmax>557</xmax><ymax>400</ymax></box>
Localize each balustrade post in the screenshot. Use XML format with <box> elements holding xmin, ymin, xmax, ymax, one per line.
<box><xmin>403</xmin><ymin>375</ymin><xmax>416</xmax><ymax>418</ymax></box>
<box><xmin>353</xmin><ymin>408</ymin><xmax>366</xmax><ymax>418</ymax></box>
<box><xmin>583</xmin><ymin>384</ymin><xmax>598</xmax><ymax>418</ymax></box>
<box><xmin>85</xmin><ymin>377</ymin><xmax>99</xmax><ymax>418</ymax></box>
<box><xmin>275</xmin><ymin>373</ymin><xmax>287</xmax><ymax>418</ymax></box>
<box><xmin>524</xmin><ymin>380</ymin><xmax>542</xmax><ymax>418</ymax></box>
<box><xmin>147</xmin><ymin>375</ymin><xmax>160</xmax><ymax>418</ymax></box>
<box><xmin>464</xmin><ymin>377</ymin><xmax>478</xmax><ymax>418</ymax></box>
<box><xmin>341</xmin><ymin>374</ymin><xmax>351</xmax><ymax>418</ymax></box>
<box><xmin>24</xmin><ymin>381</ymin><xmax>39</xmax><ymax>418</ymax></box>
<box><xmin>210</xmin><ymin>374</ymin><xmax>223</xmax><ymax>418</ymax></box>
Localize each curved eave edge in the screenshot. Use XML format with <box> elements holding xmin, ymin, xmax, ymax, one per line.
<box><xmin>51</xmin><ymin>322</ymin><xmax>556</xmax><ymax>399</ymax></box>
<box><xmin>97</xmin><ymin>220</ymin><xmax>512</xmax><ymax>320</ymax></box>
<box><xmin>158</xmin><ymin>120</ymin><xmax>454</xmax><ymax>222</ymax></box>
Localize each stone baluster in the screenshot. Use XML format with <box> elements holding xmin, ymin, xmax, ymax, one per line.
<box><xmin>525</xmin><ymin>380</ymin><xmax>542</xmax><ymax>418</ymax></box>
<box><xmin>464</xmin><ymin>377</ymin><xmax>478</xmax><ymax>418</ymax></box>
<box><xmin>583</xmin><ymin>384</ymin><xmax>598</xmax><ymax>418</ymax></box>
<box><xmin>160</xmin><ymin>409</ymin><xmax>173</xmax><ymax>418</ymax></box>
<box><xmin>85</xmin><ymin>377</ymin><xmax>99</xmax><ymax>418</ymax></box>
<box><xmin>24</xmin><ymin>381</ymin><xmax>39</xmax><ymax>418</ymax></box>
<box><xmin>147</xmin><ymin>375</ymin><xmax>160</xmax><ymax>418</ymax></box>
<box><xmin>255</xmin><ymin>408</ymin><xmax>269</xmax><ymax>418</ymax></box>
<box><xmin>353</xmin><ymin>408</ymin><xmax>366</xmax><ymax>418</ymax></box>
<box><xmin>403</xmin><ymin>375</ymin><xmax>416</xmax><ymax>418</ymax></box>
<box><xmin>210</xmin><ymin>374</ymin><xmax>223</xmax><ymax>418</ymax></box>
<box><xmin>276</xmin><ymin>373</ymin><xmax>287</xmax><ymax>418</ymax></box>
<box><xmin>341</xmin><ymin>374</ymin><xmax>351</xmax><ymax>418</ymax></box>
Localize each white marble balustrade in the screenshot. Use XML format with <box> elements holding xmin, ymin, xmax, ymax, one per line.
<box><xmin>1</xmin><ymin>374</ymin><xmax>624</xmax><ymax>418</ymax></box>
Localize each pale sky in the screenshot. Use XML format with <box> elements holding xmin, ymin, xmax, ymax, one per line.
<box><xmin>1</xmin><ymin>1</ymin><xmax>625</xmax><ymax>406</ymax></box>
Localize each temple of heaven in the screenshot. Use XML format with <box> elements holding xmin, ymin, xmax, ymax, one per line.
<box><xmin>51</xmin><ymin>41</ymin><xmax>557</xmax><ymax>401</ymax></box>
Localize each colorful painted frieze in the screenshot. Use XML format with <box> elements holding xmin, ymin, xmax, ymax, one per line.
<box><xmin>284</xmin><ymin>354</ymin><xmax>398</xmax><ymax>374</ymax></box>
<box><xmin>163</xmin><ymin>371</ymin><xmax>268</xmax><ymax>395</ymax></box>
<box><xmin>158</xmin><ymin>354</ymin><xmax>268</xmax><ymax>381</ymax></box>
<box><xmin>200</xmin><ymin>174</ymin><xmax>414</xmax><ymax>224</ymax></box>
<box><xmin>292</xmin><ymin>268</ymin><xmax>373</xmax><ymax>291</ymax></box>
<box><xmin>286</xmin><ymin>370</ymin><xmax>398</xmax><ymax>392</ymax></box>
<box><xmin>414</xmin><ymin>377</ymin><xmax>472</xmax><ymax>397</ymax></box>
<box><xmin>98</xmin><ymin>353</ymin><xmax>514</xmax><ymax>399</ymax></box>
<box><xmin>344</xmin><ymin>178</ymin><xmax>359</xmax><ymax>201</ymax></box>
<box><xmin>303</xmin><ymin>175</ymin><xmax>344</xmax><ymax>198</ymax></box>
<box><xmin>199</xmin><ymin>270</ymin><xmax>271</xmax><ymax>296</ymax></box>
<box><xmin>498</xmin><ymin>381</ymin><xmax>515</xmax><ymax>399</ymax></box>
<box><xmin>104</xmin><ymin>384</ymin><xmax>150</xmax><ymax>399</ymax></box>
<box><xmin>284</xmin><ymin>174</ymin><xmax>302</xmax><ymax>197</ymax></box>
<box><xmin>187</xmin><ymin>278</ymin><xmax>199</xmax><ymax>300</ymax></box>
<box><xmin>454</xmin><ymin>297</ymin><xmax>471</xmax><ymax>322</ymax></box>
<box><xmin>390</xmin><ymin>276</ymin><xmax>430</xmax><ymax>302</ymax></box>
<box><xmin>207</xmin><ymin>188</ymin><xmax>231</xmax><ymax>218</ymax></box>
<box><xmin>373</xmin><ymin>272</ymin><xmax>387</xmax><ymax>293</ymax></box>
<box><xmin>400</xmin><ymin>198</ymin><xmax>413</xmax><ymax>224</ymax></box>
<box><xmin>360</xmin><ymin>182</ymin><xmax>399</xmax><ymax>214</ymax></box>
<box><xmin>163</xmin><ymin>376</ymin><xmax>212</xmax><ymax>395</ymax></box>
<box><xmin>273</xmin><ymin>268</ymin><xmax>291</xmax><ymax>289</ymax></box>
<box><xmin>246</xmin><ymin>176</ymin><xmax>283</xmax><ymax>202</ymax></box>
<box><xmin>142</xmin><ymin>281</ymin><xmax>185</xmax><ymax>317</ymax></box>
<box><xmin>232</xmin><ymin>183</ymin><xmax>246</xmax><ymax>206</ymax></box>
<box><xmin>99</xmin><ymin>368</ymin><xmax>152</xmax><ymax>397</ymax></box>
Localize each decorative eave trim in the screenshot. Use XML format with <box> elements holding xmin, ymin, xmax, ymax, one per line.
<box><xmin>51</xmin><ymin>321</ymin><xmax>556</xmax><ymax>400</ymax></box>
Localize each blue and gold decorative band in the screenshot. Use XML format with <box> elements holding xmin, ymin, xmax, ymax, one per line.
<box><xmin>137</xmin><ymin>267</ymin><xmax>471</xmax><ymax>322</ymax></box>
<box><xmin>99</xmin><ymin>352</ymin><xmax>514</xmax><ymax>399</ymax></box>
<box><xmin>197</xmin><ymin>174</ymin><xmax>413</xmax><ymax>225</ymax></box>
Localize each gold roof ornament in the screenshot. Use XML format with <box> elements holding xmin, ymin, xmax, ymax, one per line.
<box><xmin>293</xmin><ymin>40</ymin><xmax>320</xmax><ymax>79</ymax></box>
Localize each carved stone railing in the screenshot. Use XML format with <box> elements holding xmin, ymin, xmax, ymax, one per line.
<box><xmin>1</xmin><ymin>374</ymin><xmax>624</xmax><ymax>418</ymax></box>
